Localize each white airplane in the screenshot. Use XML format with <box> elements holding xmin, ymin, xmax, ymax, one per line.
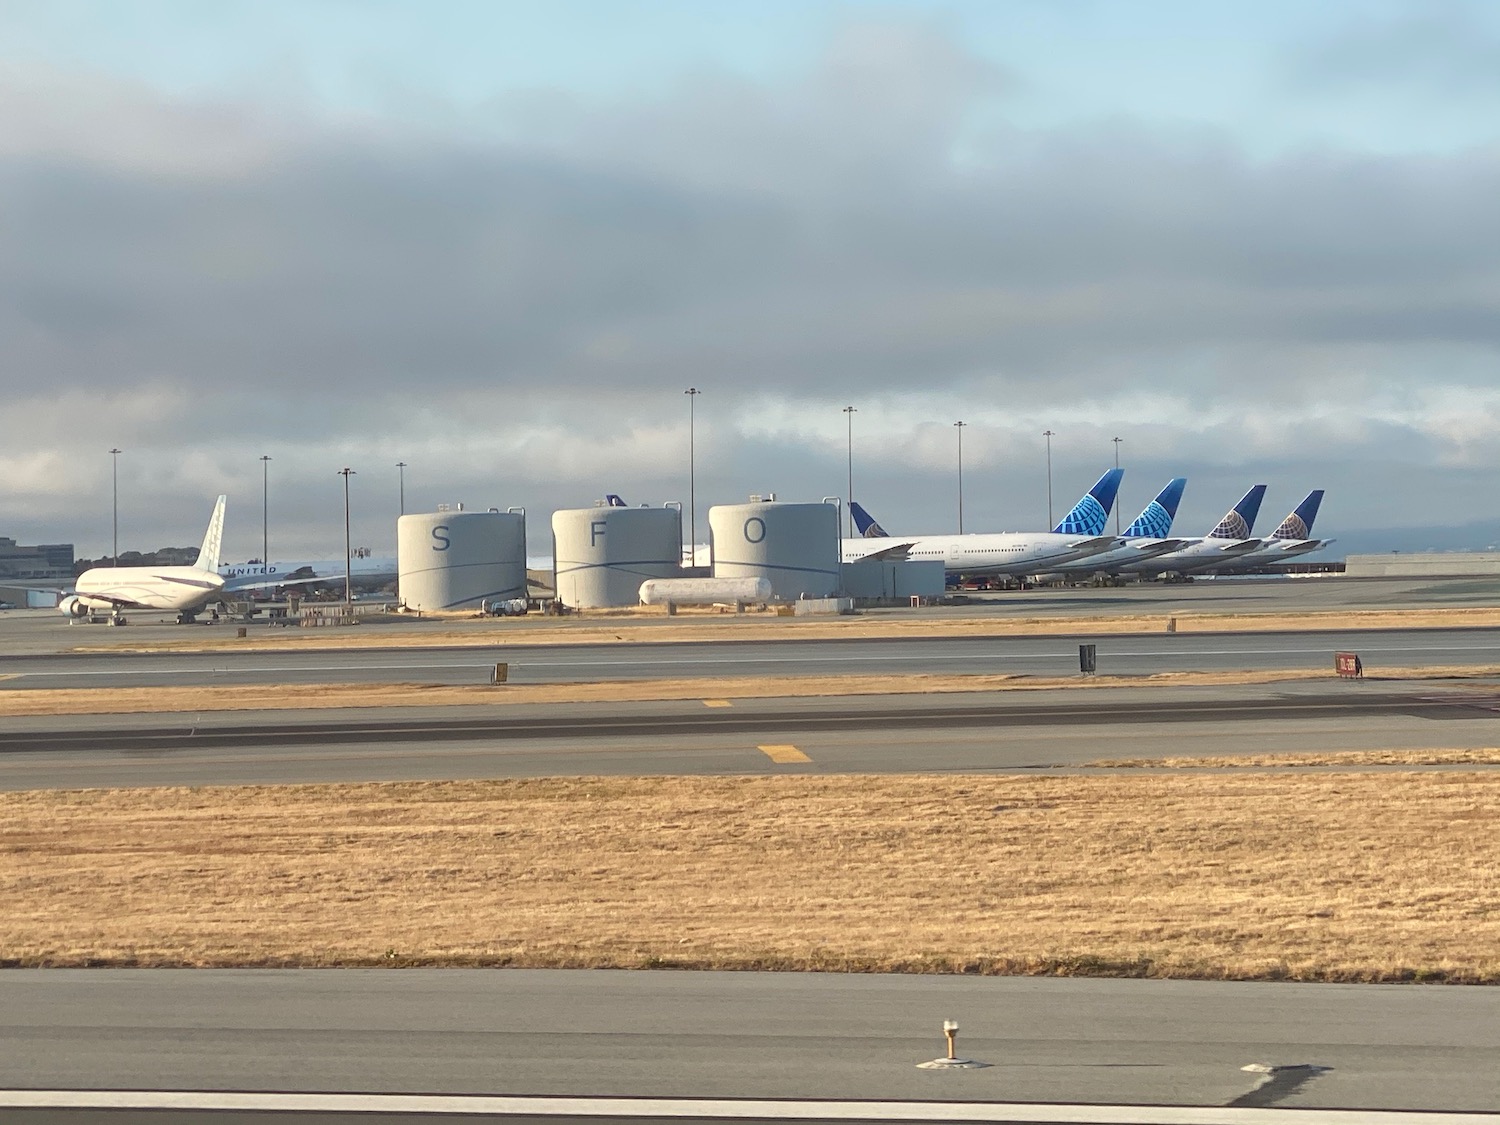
<box><xmin>218</xmin><ymin>548</ymin><xmax>397</xmax><ymax>586</ymax></box>
<box><xmin>842</xmin><ymin>469</ymin><xmax>1126</xmax><ymax>577</ymax></box>
<box><xmin>59</xmin><ymin>495</ymin><xmax>314</xmax><ymax>624</ymax></box>
<box><xmin>1041</xmin><ymin>478</ymin><xmax>1192</xmax><ymax>576</ymax></box>
<box><xmin>1201</xmin><ymin>491</ymin><xmax>1332</xmax><ymax>572</ymax></box>
<box><xmin>1113</xmin><ymin>485</ymin><xmax>1268</xmax><ymax>576</ymax></box>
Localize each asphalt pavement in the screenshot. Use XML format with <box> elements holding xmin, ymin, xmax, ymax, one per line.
<box><xmin>1</xmin><ymin>970</ymin><xmax>1497</xmax><ymax>1113</ymax></box>
<box><xmin>3</xmin><ymin>629</ymin><xmax>1500</xmax><ymax>689</ymax></box>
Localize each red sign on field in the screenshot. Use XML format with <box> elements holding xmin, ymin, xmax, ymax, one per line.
<box><xmin>1335</xmin><ymin>651</ymin><xmax>1363</xmax><ymax>678</ymax></box>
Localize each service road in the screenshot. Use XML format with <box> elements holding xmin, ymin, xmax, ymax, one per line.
<box><xmin>5</xmin><ymin>628</ymin><xmax>1500</xmax><ymax>690</ymax></box>
<box><xmin>1</xmin><ymin>970</ymin><xmax>1497</xmax><ymax>1114</ymax></box>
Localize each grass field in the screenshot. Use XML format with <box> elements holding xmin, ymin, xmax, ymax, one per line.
<box><xmin>5</xmin><ymin>772</ymin><xmax>1499</xmax><ymax>980</ymax></box>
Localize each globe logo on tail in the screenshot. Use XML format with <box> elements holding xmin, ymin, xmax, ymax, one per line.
<box><xmin>1209</xmin><ymin>512</ymin><xmax>1250</xmax><ymax>539</ymax></box>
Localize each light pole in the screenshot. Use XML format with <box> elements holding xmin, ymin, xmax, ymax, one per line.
<box><xmin>954</xmin><ymin>421</ymin><xmax>966</xmax><ymax>534</ymax></box>
<box><xmin>396</xmin><ymin>461</ymin><xmax>407</xmax><ymax>516</ymax></box>
<box><xmin>109</xmin><ymin>448</ymin><xmax>122</xmax><ymax>565</ymax></box>
<box><xmin>259</xmin><ymin>455</ymin><xmax>271</xmax><ymax>569</ymax></box>
<box><xmin>843</xmin><ymin>405</ymin><xmax>857</xmax><ymax>537</ymax></box>
<box><xmin>1112</xmin><ymin>436</ymin><xmax>1122</xmax><ymax>534</ymax></box>
<box><xmin>684</xmin><ymin>388</ymin><xmax>700</xmax><ymax>566</ymax></box>
<box><xmin>1042</xmin><ymin>430</ymin><xmax>1055</xmax><ymax>527</ymax></box>
<box><xmin>337</xmin><ymin>468</ymin><xmax>355</xmax><ymax>610</ymax></box>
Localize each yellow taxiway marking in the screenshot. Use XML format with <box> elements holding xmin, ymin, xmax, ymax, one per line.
<box><xmin>758</xmin><ymin>744</ymin><xmax>812</xmax><ymax>764</ymax></box>
<box><xmin>702</xmin><ymin>699</ymin><xmax>733</xmax><ymax>708</ymax></box>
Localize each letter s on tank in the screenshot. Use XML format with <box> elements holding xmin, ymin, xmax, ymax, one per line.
<box><xmin>432</xmin><ymin>525</ymin><xmax>450</xmax><ymax>551</ymax></box>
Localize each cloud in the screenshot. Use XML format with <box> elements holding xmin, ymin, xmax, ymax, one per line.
<box><xmin>2</xmin><ymin>18</ymin><xmax>1499</xmax><ymax>552</ymax></box>
<box><xmin>1285</xmin><ymin>1</ymin><xmax>1500</xmax><ymax>96</ymax></box>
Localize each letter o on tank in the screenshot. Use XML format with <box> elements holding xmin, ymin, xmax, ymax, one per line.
<box><xmin>743</xmin><ymin>516</ymin><xmax>766</xmax><ymax>544</ymax></box>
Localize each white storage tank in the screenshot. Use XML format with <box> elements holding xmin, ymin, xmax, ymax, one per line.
<box><xmin>709</xmin><ymin>499</ymin><xmax>840</xmax><ymax>601</ymax></box>
<box><xmin>639</xmin><ymin>576</ymin><xmax>773</xmax><ymax>606</ymax></box>
<box><xmin>398</xmin><ymin>511</ymin><xmax>527</xmax><ymax>612</ymax></box>
<box><xmin>553</xmin><ymin>504</ymin><xmax>682</xmax><ymax>608</ymax></box>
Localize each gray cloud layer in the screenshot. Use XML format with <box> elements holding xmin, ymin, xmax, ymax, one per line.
<box><xmin>2</xmin><ymin>18</ymin><xmax>1499</xmax><ymax>555</ymax></box>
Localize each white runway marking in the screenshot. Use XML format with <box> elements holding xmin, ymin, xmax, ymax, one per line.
<box><xmin>0</xmin><ymin>1091</ymin><xmax>1497</xmax><ymax>1122</ymax></box>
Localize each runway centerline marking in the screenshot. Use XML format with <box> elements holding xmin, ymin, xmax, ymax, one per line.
<box><xmin>758</xmin><ymin>743</ymin><xmax>812</xmax><ymax>763</ymax></box>
<box><xmin>702</xmin><ymin>699</ymin><xmax>733</xmax><ymax>707</ymax></box>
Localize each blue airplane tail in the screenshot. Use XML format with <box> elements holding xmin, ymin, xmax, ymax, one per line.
<box><xmin>1269</xmin><ymin>490</ymin><xmax>1324</xmax><ymax>540</ymax></box>
<box><xmin>849</xmin><ymin>501</ymin><xmax>889</xmax><ymax>538</ymax></box>
<box><xmin>1122</xmin><ymin>478</ymin><xmax>1187</xmax><ymax>539</ymax></box>
<box><xmin>1206</xmin><ymin>484</ymin><xmax>1266</xmax><ymax>539</ymax></box>
<box><xmin>605</xmin><ymin>494</ymin><xmax>628</xmax><ymax>507</ymax></box>
<box><xmin>1052</xmin><ymin>468</ymin><xmax>1124</xmax><ymax>536</ymax></box>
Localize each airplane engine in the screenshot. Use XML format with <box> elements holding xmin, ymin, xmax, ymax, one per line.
<box><xmin>57</xmin><ymin>595</ymin><xmax>90</xmax><ymax>618</ymax></box>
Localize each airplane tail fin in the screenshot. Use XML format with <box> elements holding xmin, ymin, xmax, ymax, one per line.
<box><xmin>849</xmin><ymin>501</ymin><xmax>889</xmax><ymax>538</ymax></box>
<box><xmin>1122</xmin><ymin>478</ymin><xmax>1187</xmax><ymax>539</ymax></box>
<box><xmin>1206</xmin><ymin>484</ymin><xmax>1266</xmax><ymax>539</ymax></box>
<box><xmin>605</xmin><ymin>494</ymin><xmax>627</xmax><ymax>507</ymax></box>
<box><xmin>195</xmin><ymin>495</ymin><xmax>227</xmax><ymax>573</ymax></box>
<box><xmin>1270</xmin><ymin>490</ymin><xmax>1324</xmax><ymax>540</ymax></box>
<box><xmin>1052</xmin><ymin>468</ymin><xmax>1124</xmax><ymax>536</ymax></box>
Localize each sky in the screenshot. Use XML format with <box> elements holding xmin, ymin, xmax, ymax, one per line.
<box><xmin>3</xmin><ymin>0</ymin><xmax>1500</xmax><ymax>560</ymax></box>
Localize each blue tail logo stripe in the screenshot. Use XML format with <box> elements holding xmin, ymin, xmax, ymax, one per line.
<box><xmin>1055</xmin><ymin>494</ymin><xmax>1107</xmax><ymax>536</ymax></box>
<box><xmin>1124</xmin><ymin>502</ymin><xmax>1173</xmax><ymax>539</ymax></box>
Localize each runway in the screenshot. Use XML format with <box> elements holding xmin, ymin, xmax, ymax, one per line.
<box><xmin>1</xmin><ymin>970</ymin><xmax>1497</xmax><ymax>1114</ymax></box>
<box><xmin>2</xmin><ymin>683</ymin><xmax>1498</xmax><ymax>790</ymax></box>
<box><xmin>3</xmin><ymin>628</ymin><xmax>1500</xmax><ymax>689</ymax></box>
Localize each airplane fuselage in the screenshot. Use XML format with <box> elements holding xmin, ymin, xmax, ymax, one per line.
<box><xmin>843</xmin><ymin>532</ymin><xmax>1117</xmax><ymax>577</ymax></box>
<box><xmin>70</xmin><ymin>566</ymin><xmax>228</xmax><ymax>613</ymax></box>
<box><xmin>1116</xmin><ymin>537</ymin><xmax>1262</xmax><ymax>575</ymax></box>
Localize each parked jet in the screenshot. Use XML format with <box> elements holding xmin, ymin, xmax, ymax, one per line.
<box><xmin>218</xmin><ymin>548</ymin><xmax>398</xmax><ymax>587</ymax></box>
<box><xmin>1203</xmin><ymin>491</ymin><xmax>1331</xmax><ymax>572</ymax></box>
<box><xmin>1114</xmin><ymin>485</ymin><xmax>1268</xmax><ymax>576</ymax></box>
<box><xmin>1042</xmin><ymin>478</ymin><xmax>1191</xmax><ymax>576</ymax></box>
<box><xmin>59</xmin><ymin>496</ymin><xmax>315</xmax><ymax>623</ymax></box>
<box><xmin>842</xmin><ymin>469</ymin><xmax>1125</xmax><ymax>577</ymax></box>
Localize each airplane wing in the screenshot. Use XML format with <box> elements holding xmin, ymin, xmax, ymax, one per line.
<box><xmin>1127</xmin><ymin>538</ymin><xmax>1189</xmax><ymax>554</ymax></box>
<box><xmin>1217</xmin><ymin>539</ymin><xmax>1263</xmax><ymax>554</ymax></box>
<box><xmin>1065</xmin><ymin>535</ymin><xmax>1118</xmax><ymax>554</ymax></box>
<box><xmin>844</xmin><ymin>541</ymin><xmax>919</xmax><ymax>563</ymax></box>
<box><xmin>222</xmin><ymin>574</ymin><xmax>337</xmax><ymax>593</ymax></box>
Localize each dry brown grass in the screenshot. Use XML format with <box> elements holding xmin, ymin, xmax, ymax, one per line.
<box><xmin>1092</xmin><ymin>749</ymin><xmax>1500</xmax><ymax>768</ymax></box>
<box><xmin>6</xmin><ymin>665</ymin><xmax>1500</xmax><ymax>717</ymax></box>
<box><xmin>4</xmin><ymin>773</ymin><xmax>1500</xmax><ymax>980</ymax></box>
<box><xmin>73</xmin><ymin>604</ymin><xmax>1500</xmax><ymax>655</ymax></box>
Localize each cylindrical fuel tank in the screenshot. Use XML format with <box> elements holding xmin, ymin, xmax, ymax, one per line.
<box><xmin>398</xmin><ymin>511</ymin><xmax>526</xmax><ymax>612</ymax></box>
<box><xmin>552</xmin><ymin>505</ymin><xmax>682</xmax><ymax>608</ymax></box>
<box><xmin>709</xmin><ymin>500</ymin><xmax>840</xmax><ymax>601</ymax></box>
<box><xmin>638</xmin><ymin>576</ymin><xmax>773</xmax><ymax>606</ymax></box>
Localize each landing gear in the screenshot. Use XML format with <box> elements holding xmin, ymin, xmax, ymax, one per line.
<box><xmin>176</xmin><ymin>611</ymin><xmax>199</xmax><ymax>625</ymax></box>
<box><xmin>108</xmin><ymin>611</ymin><xmax>128</xmax><ymax>626</ymax></box>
